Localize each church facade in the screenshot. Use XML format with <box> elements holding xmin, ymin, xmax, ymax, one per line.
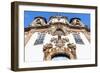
<box><xmin>24</xmin><ymin>16</ymin><xmax>90</xmax><ymax>62</ymax></box>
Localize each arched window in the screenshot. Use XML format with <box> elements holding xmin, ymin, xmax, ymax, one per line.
<box><xmin>54</xmin><ymin>28</ymin><xmax>65</xmax><ymax>36</ymax></box>
<box><xmin>36</xmin><ymin>19</ymin><xmax>42</xmax><ymax>24</ymax></box>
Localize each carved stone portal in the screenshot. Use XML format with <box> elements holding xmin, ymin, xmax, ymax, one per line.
<box><xmin>43</xmin><ymin>35</ymin><xmax>76</xmax><ymax>61</ymax></box>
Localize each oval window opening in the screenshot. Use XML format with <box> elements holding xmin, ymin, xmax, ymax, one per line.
<box><xmin>51</xmin><ymin>53</ymin><xmax>70</xmax><ymax>61</ymax></box>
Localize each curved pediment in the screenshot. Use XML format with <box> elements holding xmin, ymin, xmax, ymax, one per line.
<box><xmin>48</xmin><ymin>16</ymin><xmax>69</xmax><ymax>25</ymax></box>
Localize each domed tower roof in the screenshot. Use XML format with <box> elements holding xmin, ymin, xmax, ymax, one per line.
<box><xmin>70</xmin><ymin>17</ymin><xmax>84</xmax><ymax>27</ymax></box>
<box><xmin>70</xmin><ymin>17</ymin><xmax>81</xmax><ymax>23</ymax></box>
<box><xmin>34</xmin><ymin>16</ymin><xmax>47</xmax><ymax>23</ymax></box>
<box><xmin>31</xmin><ymin>16</ymin><xmax>47</xmax><ymax>27</ymax></box>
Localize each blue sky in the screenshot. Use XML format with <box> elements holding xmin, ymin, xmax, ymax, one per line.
<box><xmin>24</xmin><ymin>11</ymin><xmax>90</xmax><ymax>28</ymax></box>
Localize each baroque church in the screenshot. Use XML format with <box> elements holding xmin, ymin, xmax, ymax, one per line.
<box><xmin>24</xmin><ymin>16</ymin><xmax>90</xmax><ymax>62</ymax></box>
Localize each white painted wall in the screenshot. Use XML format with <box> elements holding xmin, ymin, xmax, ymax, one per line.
<box><xmin>25</xmin><ymin>32</ymin><xmax>57</xmax><ymax>62</ymax></box>
<box><xmin>25</xmin><ymin>31</ymin><xmax>90</xmax><ymax>62</ymax></box>
<box><xmin>25</xmin><ymin>32</ymin><xmax>43</xmax><ymax>62</ymax></box>
<box><xmin>0</xmin><ymin>0</ymin><xmax>99</xmax><ymax>73</ymax></box>
<box><xmin>76</xmin><ymin>32</ymin><xmax>91</xmax><ymax>59</ymax></box>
